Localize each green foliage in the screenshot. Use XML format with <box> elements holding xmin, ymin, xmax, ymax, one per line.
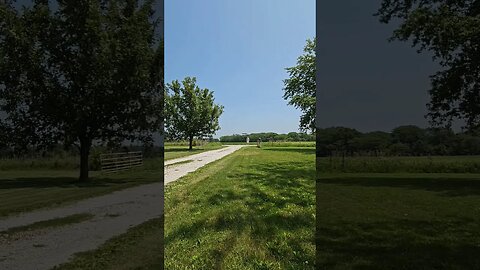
<box><xmin>376</xmin><ymin>0</ymin><xmax>480</xmax><ymax>131</ymax></box>
<box><xmin>283</xmin><ymin>38</ymin><xmax>316</xmax><ymax>133</ymax></box>
<box><xmin>0</xmin><ymin>0</ymin><xmax>163</xmax><ymax>180</ymax></box>
<box><xmin>164</xmin><ymin>77</ymin><xmax>223</xmax><ymax>149</ymax></box>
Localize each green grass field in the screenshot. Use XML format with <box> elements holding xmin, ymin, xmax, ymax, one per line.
<box><xmin>164</xmin><ymin>146</ymin><xmax>315</xmax><ymax>269</ymax></box>
<box><xmin>318</xmin><ymin>155</ymin><xmax>480</xmax><ymax>173</ymax></box>
<box><xmin>317</xmin><ymin>171</ymin><xmax>480</xmax><ymax>269</ymax></box>
<box><xmin>56</xmin><ymin>146</ymin><xmax>316</xmax><ymax>269</ymax></box>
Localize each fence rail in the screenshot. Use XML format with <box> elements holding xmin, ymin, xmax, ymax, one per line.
<box><xmin>100</xmin><ymin>151</ymin><xmax>143</xmax><ymax>173</ymax></box>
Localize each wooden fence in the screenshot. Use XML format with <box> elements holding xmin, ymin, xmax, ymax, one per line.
<box><xmin>100</xmin><ymin>151</ymin><xmax>143</xmax><ymax>173</ymax></box>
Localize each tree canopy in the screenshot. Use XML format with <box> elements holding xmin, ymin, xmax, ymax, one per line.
<box><xmin>376</xmin><ymin>0</ymin><xmax>480</xmax><ymax>131</ymax></box>
<box><xmin>283</xmin><ymin>38</ymin><xmax>316</xmax><ymax>133</ymax></box>
<box><xmin>0</xmin><ymin>0</ymin><xmax>163</xmax><ymax>181</ymax></box>
<box><xmin>164</xmin><ymin>77</ymin><xmax>223</xmax><ymax>150</ymax></box>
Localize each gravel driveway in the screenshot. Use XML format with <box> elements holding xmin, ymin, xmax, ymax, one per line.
<box><xmin>0</xmin><ymin>145</ymin><xmax>247</xmax><ymax>270</ymax></box>
<box><xmin>164</xmin><ymin>145</ymin><xmax>248</xmax><ymax>184</ymax></box>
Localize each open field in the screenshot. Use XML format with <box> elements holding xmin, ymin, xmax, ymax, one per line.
<box><xmin>54</xmin><ymin>146</ymin><xmax>315</xmax><ymax>269</ymax></box>
<box><xmin>0</xmin><ymin>160</ymin><xmax>163</xmax><ymax>217</ymax></box>
<box><xmin>318</xmin><ymin>155</ymin><xmax>480</xmax><ymax>173</ymax></box>
<box><xmin>165</xmin><ymin>142</ymin><xmax>225</xmax><ymax>160</ymax></box>
<box><xmin>166</xmin><ymin>146</ymin><xmax>315</xmax><ymax>269</ymax></box>
<box><xmin>317</xmin><ymin>171</ymin><xmax>480</xmax><ymax>269</ymax></box>
<box><xmin>0</xmin><ymin>156</ymin><xmax>80</xmax><ymax>171</ymax></box>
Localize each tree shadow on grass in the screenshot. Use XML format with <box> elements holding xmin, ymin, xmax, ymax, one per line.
<box><xmin>316</xmin><ymin>218</ymin><xmax>480</xmax><ymax>269</ymax></box>
<box><xmin>0</xmin><ymin>176</ymin><xmax>136</xmax><ymax>189</ymax></box>
<box><xmin>318</xmin><ymin>176</ymin><xmax>480</xmax><ymax>197</ymax></box>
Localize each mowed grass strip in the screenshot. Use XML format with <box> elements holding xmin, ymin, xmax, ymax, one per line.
<box><xmin>52</xmin><ymin>216</ymin><xmax>164</xmax><ymax>270</ymax></box>
<box><xmin>1</xmin><ymin>213</ymin><xmax>94</xmax><ymax>236</ymax></box>
<box><xmin>0</xmin><ymin>166</ymin><xmax>162</xmax><ymax>217</ymax></box>
<box><xmin>316</xmin><ymin>172</ymin><xmax>480</xmax><ymax>269</ymax></box>
<box><xmin>165</xmin><ymin>146</ymin><xmax>315</xmax><ymax>269</ymax></box>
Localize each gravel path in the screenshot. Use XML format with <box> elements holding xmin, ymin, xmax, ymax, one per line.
<box><xmin>164</xmin><ymin>145</ymin><xmax>248</xmax><ymax>185</ymax></box>
<box><xmin>0</xmin><ymin>145</ymin><xmax>247</xmax><ymax>270</ymax></box>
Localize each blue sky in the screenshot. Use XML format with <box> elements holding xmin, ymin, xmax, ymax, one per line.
<box><xmin>165</xmin><ymin>0</ymin><xmax>315</xmax><ymax>137</ymax></box>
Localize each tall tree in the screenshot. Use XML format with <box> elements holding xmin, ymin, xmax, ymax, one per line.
<box><xmin>165</xmin><ymin>77</ymin><xmax>223</xmax><ymax>150</ymax></box>
<box><xmin>0</xmin><ymin>0</ymin><xmax>163</xmax><ymax>181</ymax></box>
<box><xmin>283</xmin><ymin>38</ymin><xmax>316</xmax><ymax>133</ymax></box>
<box><xmin>376</xmin><ymin>0</ymin><xmax>480</xmax><ymax>131</ymax></box>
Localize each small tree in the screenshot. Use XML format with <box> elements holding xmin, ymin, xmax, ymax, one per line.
<box><xmin>283</xmin><ymin>38</ymin><xmax>316</xmax><ymax>133</ymax></box>
<box><xmin>0</xmin><ymin>0</ymin><xmax>163</xmax><ymax>181</ymax></box>
<box><xmin>165</xmin><ymin>77</ymin><xmax>223</xmax><ymax>150</ymax></box>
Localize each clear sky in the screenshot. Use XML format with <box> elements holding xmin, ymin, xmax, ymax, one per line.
<box><xmin>165</xmin><ymin>0</ymin><xmax>315</xmax><ymax>137</ymax></box>
<box><xmin>316</xmin><ymin>0</ymin><xmax>453</xmax><ymax>132</ymax></box>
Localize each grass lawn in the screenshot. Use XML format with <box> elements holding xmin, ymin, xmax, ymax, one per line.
<box><xmin>0</xmin><ymin>158</ymin><xmax>163</xmax><ymax>217</ymax></box>
<box><xmin>164</xmin><ymin>146</ymin><xmax>315</xmax><ymax>269</ymax></box>
<box><xmin>55</xmin><ymin>146</ymin><xmax>315</xmax><ymax>269</ymax></box>
<box><xmin>165</xmin><ymin>142</ymin><xmax>225</xmax><ymax>160</ymax></box>
<box><xmin>317</xmin><ymin>172</ymin><xmax>480</xmax><ymax>269</ymax></box>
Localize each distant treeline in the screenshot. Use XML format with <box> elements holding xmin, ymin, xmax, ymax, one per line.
<box><xmin>317</xmin><ymin>125</ymin><xmax>480</xmax><ymax>157</ymax></box>
<box><xmin>219</xmin><ymin>132</ymin><xmax>315</xmax><ymax>142</ymax></box>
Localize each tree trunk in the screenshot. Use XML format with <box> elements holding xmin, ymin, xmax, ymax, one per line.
<box><xmin>79</xmin><ymin>137</ymin><xmax>91</xmax><ymax>182</ymax></box>
<box><xmin>189</xmin><ymin>136</ymin><xmax>193</xmax><ymax>150</ymax></box>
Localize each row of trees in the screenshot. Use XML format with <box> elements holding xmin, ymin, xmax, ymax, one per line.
<box><xmin>220</xmin><ymin>132</ymin><xmax>314</xmax><ymax>142</ymax></box>
<box><xmin>317</xmin><ymin>125</ymin><xmax>480</xmax><ymax>157</ymax></box>
<box><xmin>0</xmin><ymin>0</ymin><xmax>163</xmax><ymax>181</ymax></box>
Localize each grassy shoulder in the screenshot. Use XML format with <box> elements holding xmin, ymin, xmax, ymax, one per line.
<box><xmin>165</xmin><ymin>146</ymin><xmax>315</xmax><ymax>269</ymax></box>
<box><xmin>0</xmin><ymin>165</ymin><xmax>162</xmax><ymax>217</ymax></box>
<box><xmin>1</xmin><ymin>213</ymin><xmax>94</xmax><ymax>236</ymax></box>
<box><xmin>316</xmin><ymin>172</ymin><xmax>480</xmax><ymax>269</ymax></box>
